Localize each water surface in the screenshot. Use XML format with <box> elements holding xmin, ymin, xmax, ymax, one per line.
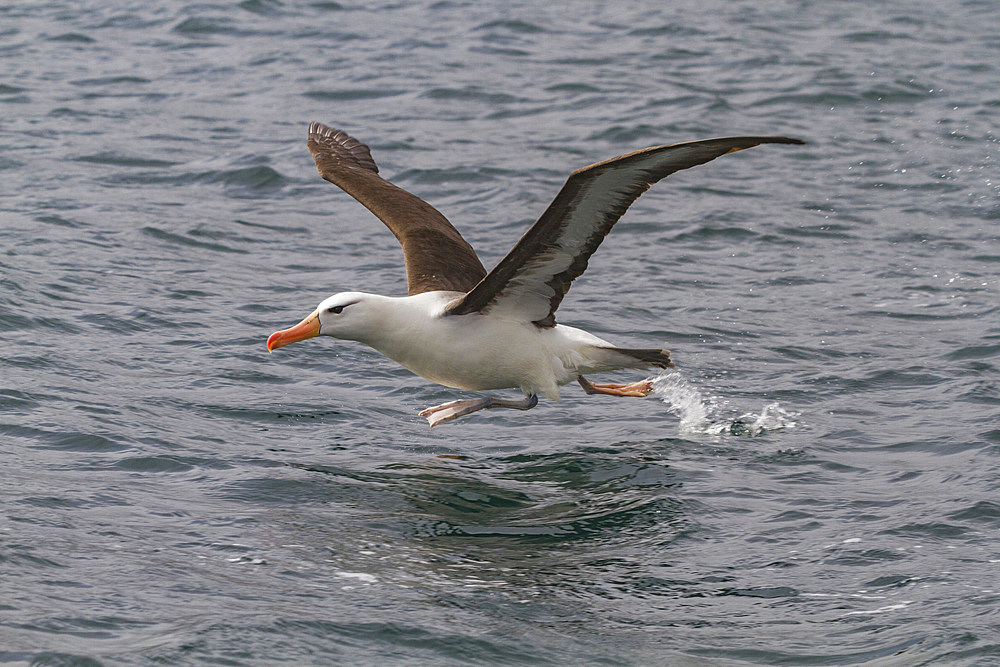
<box><xmin>2</xmin><ymin>1</ymin><xmax>999</xmax><ymax>664</ymax></box>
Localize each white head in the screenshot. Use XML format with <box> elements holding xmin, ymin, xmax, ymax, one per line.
<box><xmin>266</xmin><ymin>291</ymin><xmax>385</xmax><ymax>351</ymax></box>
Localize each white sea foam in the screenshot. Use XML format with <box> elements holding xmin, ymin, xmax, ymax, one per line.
<box><xmin>651</xmin><ymin>372</ymin><xmax>798</xmax><ymax>436</ymax></box>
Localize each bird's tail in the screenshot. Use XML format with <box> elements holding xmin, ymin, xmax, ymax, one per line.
<box><xmin>593</xmin><ymin>346</ymin><xmax>674</xmax><ymax>370</ymax></box>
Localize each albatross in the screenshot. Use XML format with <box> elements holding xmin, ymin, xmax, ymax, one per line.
<box><xmin>267</xmin><ymin>122</ymin><xmax>803</xmax><ymax>426</ymax></box>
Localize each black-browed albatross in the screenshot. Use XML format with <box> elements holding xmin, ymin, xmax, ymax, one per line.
<box><xmin>267</xmin><ymin>122</ymin><xmax>803</xmax><ymax>426</ymax></box>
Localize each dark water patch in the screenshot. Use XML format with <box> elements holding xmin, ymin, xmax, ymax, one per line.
<box><xmin>35</xmin><ymin>214</ymin><xmax>84</xmax><ymax>228</ymax></box>
<box><xmin>773</xmin><ymin>222</ymin><xmax>857</xmax><ymax>239</ymax></box>
<box><xmin>545</xmin><ymin>82</ymin><xmax>602</xmax><ymax>94</ymax></box>
<box><xmin>198</xmin><ymin>403</ymin><xmax>349</xmax><ymax>422</ymax></box>
<box><xmin>944</xmin><ymin>343</ymin><xmax>1000</xmax><ymax>361</ymax></box>
<box><xmin>934</xmin><ymin>645</ymin><xmax>1000</xmax><ymax>663</ymax></box>
<box><xmin>474</xmin><ymin>19</ymin><xmax>546</xmax><ymax>34</ymax></box>
<box><xmin>586</xmin><ymin>124</ymin><xmax>665</xmax><ymax>144</ymax></box>
<box><xmin>424</xmin><ymin>495</ymin><xmax>686</xmax><ymax>544</ymax></box>
<box><xmin>141</xmin><ymin>227</ymin><xmax>250</xmax><ymax>254</ymax></box>
<box><xmin>421</xmin><ymin>87</ymin><xmax>522</xmax><ymax>105</ymax></box>
<box><xmin>862</xmin><ymin>81</ymin><xmax>936</xmax><ymax>103</ymax></box>
<box><xmin>75</xmin><ymin>152</ymin><xmax>179</xmax><ymax>168</ymax></box>
<box><xmin>0</xmin><ymin>155</ymin><xmax>22</xmax><ymax>171</ymax></box>
<box><xmin>70</xmin><ymin>75</ymin><xmax>151</xmax><ymax>87</ymax></box>
<box><xmin>0</xmin><ymin>423</ymin><xmax>128</xmax><ymax>452</ymax></box>
<box><xmin>198</xmin><ymin>165</ymin><xmax>288</xmax><ymax>193</ymax></box>
<box><xmin>629</xmin><ymin>22</ymin><xmax>708</xmax><ymax>37</ymax></box>
<box><xmin>0</xmin><ymin>92</ymin><xmax>30</xmax><ymax>104</ymax></box>
<box><xmin>663</xmin><ymin>224</ymin><xmax>761</xmax><ymax>243</ymax></box>
<box><xmin>752</xmin><ymin>91</ymin><xmax>862</xmax><ymax>108</ymax></box>
<box><xmin>806</xmin><ymin>368</ymin><xmax>946</xmax><ymax>395</ymax></box>
<box><xmin>498</xmin><ymin>449</ymin><xmax>679</xmax><ymax>489</ymax></box>
<box><xmin>691</xmin><ymin>635</ymin><xmax>928</xmax><ymax>665</ymax></box>
<box><xmin>770</xmin><ymin>345</ymin><xmax>851</xmax><ymax>361</ymax></box>
<box><xmin>47</xmin><ymin>32</ymin><xmax>97</xmax><ymax>43</ymax></box>
<box><xmin>186</xmin><ymin>224</ymin><xmax>265</xmax><ymax>247</ymax></box>
<box><xmin>763</xmin><ymin>274</ymin><xmax>832</xmax><ymax>287</ymax></box>
<box><xmin>827</xmin><ymin>548</ymin><xmax>907</xmax><ymax>566</ymax></box>
<box><xmin>166</xmin><ymin>288</ymin><xmax>216</xmax><ymax>301</ymax></box>
<box><xmin>73</xmin><ymin>403</ymin><xmax>121</xmax><ymax>419</ymax></box>
<box><xmin>107</xmin><ymin>164</ymin><xmax>288</xmax><ymax>194</ymax></box>
<box><xmin>48</xmin><ymin>106</ymin><xmax>99</xmax><ymax>119</ymax></box>
<box><xmin>0</xmin><ymin>388</ymin><xmax>43</xmax><ymax>412</ymax></box>
<box><xmin>79</xmin><ymin>309</ymin><xmax>179</xmax><ymax>334</ymax></box>
<box><xmin>0</xmin><ymin>652</ymin><xmax>114</xmax><ymax>666</ymax></box>
<box><xmin>982</xmin><ymin>429</ymin><xmax>1000</xmax><ymax>444</ymax></box>
<box><xmin>172</xmin><ymin>16</ymin><xmax>237</xmax><ymax>36</ymax></box>
<box><xmin>0</xmin><ymin>306</ymin><xmax>83</xmax><ymax>334</ymax></box>
<box><xmin>880</xmin><ymin>522</ymin><xmax>968</xmax><ymax>539</ymax></box>
<box><xmin>948</xmin><ymin>501</ymin><xmax>1000</xmax><ymax>526</ymax></box>
<box><xmin>16</xmin><ymin>496</ymin><xmax>89</xmax><ymax>510</ymax></box>
<box><xmin>718</xmin><ymin>585</ymin><xmax>798</xmax><ymax>599</ymax></box>
<box><xmin>12</xmin><ymin>615</ymin><xmax>154</xmax><ymax>640</ymax></box>
<box><xmin>845</xmin><ymin>30</ymin><xmax>914</xmax><ymax>43</ymax></box>
<box><xmin>864</xmin><ymin>574</ymin><xmax>916</xmax><ymax>589</ymax></box>
<box><xmin>239</xmin><ymin>0</ymin><xmax>285</xmax><ymax>16</ymax></box>
<box><xmin>262</xmin><ymin>619</ymin><xmax>558</xmax><ymax>666</ymax></box>
<box><xmin>232</xmin><ymin>218</ymin><xmax>311</xmax><ymax>234</ymax></box>
<box><xmin>304</xmin><ymin>88</ymin><xmax>408</xmax><ymax>101</ymax></box>
<box><xmin>0</xmin><ymin>546</ymin><xmax>68</xmax><ymax>570</ymax></box>
<box><xmin>216</xmin><ymin>476</ymin><xmax>347</xmax><ymax>505</ymax></box>
<box><xmin>394</xmin><ymin>475</ymin><xmax>537</xmax><ymax>517</ymax></box>
<box><xmin>955</xmin><ymin>380</ymin><xmax>1000</xmax><ymax>406</ymax></box>
<box><xmin>114</xmin><ymin>455</ymin><xmax>198</xmax><ymax>473</ymax></box>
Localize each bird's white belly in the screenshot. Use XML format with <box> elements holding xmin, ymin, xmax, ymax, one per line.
<box><xmin>348</xmin><ymin>292</ymin><xmax>617</xmax><ymax>400</ymax></box>
<box><xmin>375</xmin><ymin>314</ymin><xmax>559</xmax><ymax>396</ymax></box>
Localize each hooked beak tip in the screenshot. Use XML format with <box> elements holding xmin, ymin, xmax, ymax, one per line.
<box><xmin>266</xmin><ymin>310</ymin><xmax>321</xmax><ymax>353</ymax></box>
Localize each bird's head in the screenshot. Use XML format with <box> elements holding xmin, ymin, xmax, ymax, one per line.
<box><xmin>266</xmin><ymin>291</ymin><xmax>378</xmax><ymax>351</ymax></box>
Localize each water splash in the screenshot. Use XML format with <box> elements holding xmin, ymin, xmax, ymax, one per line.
<box><xmin>651</xmin><ymin>372</ymin><xmax>798</xmax><ymax>436</ymax></box>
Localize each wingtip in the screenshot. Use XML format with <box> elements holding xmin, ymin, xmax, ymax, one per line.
<box><xmin>755</xmin><ymin>136</ymin><xmax>807</xmax><ymax>146</ymax></box>
<box><xmin>754</xmin><ymin>136</ymin><xmax>806</xmax><ymax>145</ymax></box>
<box><xmin>308</xmin><ymin>120</ymin><xmax>330</xmax><ymax>137</ymax></box>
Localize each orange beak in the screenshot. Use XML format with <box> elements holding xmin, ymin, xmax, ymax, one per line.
<box><xmin>267</xmin><ymin>310</ymin><xmax>321</xmax><ymax>352</ymax></box>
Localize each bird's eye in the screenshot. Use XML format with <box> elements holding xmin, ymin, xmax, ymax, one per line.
<box><xmin>327</xmin><ymin>305</ymin><xmax>344</xmax><ymax>314</ymax></box>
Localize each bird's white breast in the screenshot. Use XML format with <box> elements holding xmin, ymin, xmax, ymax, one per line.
<box><xmin>354</xmin><ymin>292</ymin><xmax>608</xmax><ymax>399</ymax></box>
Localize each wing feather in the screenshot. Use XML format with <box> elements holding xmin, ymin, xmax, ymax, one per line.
<box><xmin>445</xmin><ymin>136</ymin><xmax>804</xmax><ymax>325</ymax></box>
<box><xmin>307</xmin><ymin>122</ymin><xmax>486</xmax><ymax>295</ymax></box>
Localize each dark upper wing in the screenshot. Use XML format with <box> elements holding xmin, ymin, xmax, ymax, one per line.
<box><xmin>307</xmin><ymin>122</ymin><xmax>487</xmax><ymax>295</ymax></box>
<box><xmin>445</xmin><ymin>136</ymin><xmax>804</xmax><ymax>325</ymax></box>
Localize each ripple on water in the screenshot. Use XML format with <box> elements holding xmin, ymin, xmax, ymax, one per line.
<box><xmin>0</xmin><ymin>424</ymin><xmax>128</xmax><ymax>453</ymax></box>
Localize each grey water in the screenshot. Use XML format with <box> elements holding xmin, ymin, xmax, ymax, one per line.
<box><xmin>2</xmin><ymin>0</ymin><xmax>999</xmax><ymax>664</ymax></box>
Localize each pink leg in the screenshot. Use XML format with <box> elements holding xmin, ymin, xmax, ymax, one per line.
<box><xmin>577</xmin><ymin>376</ymin><xmax>653</xmax><ymax>398</ymax></box>
<box><xmin>419</xmin><ymin>394</ymin><xmax>538</xmax><ymax>427</ymax></box>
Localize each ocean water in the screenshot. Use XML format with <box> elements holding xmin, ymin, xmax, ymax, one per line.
<box><xmin>2</xmin><ymin>0</ymin><xmax>999</xmax><ymax>664</ymax></box>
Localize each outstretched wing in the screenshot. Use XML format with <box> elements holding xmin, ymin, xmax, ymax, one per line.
<box><xmin>446</xmin><ymin>136</ymin><xmax>804</xmax><ymax>326</ymax></box>
<box><xmin>307</xmin><ymin>122</ymin><xmax>487</xmax><ymax>295</ymax></box>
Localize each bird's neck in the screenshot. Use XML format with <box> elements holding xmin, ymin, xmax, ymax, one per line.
<box><xmin>350</xmin><ymin>292</ymin><xmax>454</xmax><ymax>360</ymax></box>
